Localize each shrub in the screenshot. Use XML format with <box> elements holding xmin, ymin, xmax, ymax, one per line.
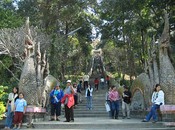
<box><xmin>0</xmin><ymin>85</ymin><xmax>8</xmax><ymax>120</ymax></box>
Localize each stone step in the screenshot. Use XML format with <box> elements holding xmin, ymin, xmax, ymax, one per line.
<box><xmin>74</xmin><ymin>112</ymin><xmax>124</xmax><ymax>118</ymax></box>
<box><xmin>15</xmin><ymin>128</ymin><xmax>175</xmax><ymax>130</ymax></box>
<box><xmin>74</xmin><ymin>108</ymin><xmax>106</xmax><ymax>111</ymax></box>
<box><xmin>76</xmin><ymin>102</ymin><xmax>106</xmax><ymax>104</ymax></box>
<box><xmin>75</xmin><ymin>103</ymin><xmax>106</xmax><ymax>106</ymax></box>
<box><xmin>80</xmin><ymin>97</ymin><xmax>106</xmax><ymax>100</ymax></box>
<box><xmin>82</xmin><ymin>94</ymin><xmax>106</xmax><ymax>97</ymax></box>
<box><xmin>1</xmin><ymin>117</ymin><xmax>174</xmax><ymax>130</ymax></box>
<box><xmin>74</xmin><ymin>107</ymin><xmax>106</xmax><ymax>112</ymax></box>
<box><xmin>71</xmin><ymin>86</ymin><xmax>112</xmax><ymax>118</ymax></box>
<box><xmin>74</xmin><ymin>114</ymin><xmax>108</xmax><ymax>117</ymax></box>
<box><xmin>79</xmin><ymin>99</ymin><xmax>106</xmax><ymax>101</ymax></box>
<box><xmin>17</xmin><ymin>118</ymin><xmax>174</xmax><ymax>129</ymax></box>
<box><xmin>74</xmin><ymin>110</ymin><xmax>108</xmax><ymax>114</ymax></box>
<box><xmin>76</xmin><ymin>101</ymin><xmax>105</xmax><ymax>104</ymax></box>
<box><xmin>74</xmin><ymin>106</ymin><xmax>106</xmax><ymax>109</ymax></box>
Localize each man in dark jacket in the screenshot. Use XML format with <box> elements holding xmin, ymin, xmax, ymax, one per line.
<box><xmin>122</xmin><ymin>86</ymin><xmax>132</xmax><ymax>119</ymax></box>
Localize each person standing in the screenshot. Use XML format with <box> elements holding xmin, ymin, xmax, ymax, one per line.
<box><xmin>85</xmin><ymin>85</ymin><xmax>93</xmax><ymax>110</ymax></box>
<box><xmin>4</xmin><ymin>87</ymin><xmax>18</xmax><ymax>130</ymax></box>
<box><xmin>83</xmin><ymin>75</ymin><xmax>89</xmax><ymax>90</ymax></box>
<box><xmin>105</xmin><ymin>86</ymin><xmax>112</xmax><ymax>118</ymax></box>
<box><xmin>73</xmin><ymin>83</ymin><xmax>78</xmax><ymax>107</ymax></box>
<box><xmin>142</xmin><ymin>84</ymin><xmax>165</xmax><ymax>123</ymax></box>
<box><xmin>13</xmin><ymin>92</ymin><xmax>27</xmax><ymax>130</ymax></box>
<box><xmin>49</xmin><ymin>83</ymin><xmax>64</xmax><ymax>121</ymax></box>
<box><xmin>100</xmin><ymin>76</ymin><xmax>105</xmax><ymax>89</ymax></box>
<box><xmin>122</xmin><ymin>86</ymin><xmax>132</xmax><ymax>119</ymax></box>
<box><xmin>106</xmin><ymin>75</ymin><xmax>110</xmax><ymax>89</ymax></box>
<box><xmin>109</xmin><ymin>85</ymin><xmax>120</xmax><ymax>119</ymax></box>
<box><xmin>77</xmin><ymin>80</ymin><xmax>82</xmax><ymax>103</ymax></box>
<box><xmin>94</xmin><ymin>78</ymin><xmax>99</xmax><ymax>91</ymax></box>
<box><xmin>61</xmin><ymin>80</ymin><xmax>75</xmax><ymax>122</ymax></box>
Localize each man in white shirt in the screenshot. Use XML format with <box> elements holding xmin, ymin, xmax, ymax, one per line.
<box><xmin>100</xmin><ymin>77</ymin><xmax>105</xmax><ymax>89</ymax></box>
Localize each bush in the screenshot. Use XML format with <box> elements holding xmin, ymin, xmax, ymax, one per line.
<box><xmin>0</xmin><ymin>102</ymin><xmax>5</xmax><ymax>120</ymax></box>
<box><xmin>0</xmin><ymin>85</ymin><xmax>8</xmax><ymax>120</ymax></box>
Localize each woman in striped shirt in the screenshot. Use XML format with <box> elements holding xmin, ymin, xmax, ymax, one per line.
<box><xmin>109</xmin><ymin>85</ymin><xmax>120</xmax><ymax>119</ymax></box>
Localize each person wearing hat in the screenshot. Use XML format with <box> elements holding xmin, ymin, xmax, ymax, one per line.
<box><xmin>49</xmin><ymin>83</ymin><xmax>64</xmax><ymax>121</ymax></box>
<box><xmin>62</xmin><ymin>80</ymin><xmax>75</xmax><ymax>122</ymax></box>
<box><xmin>122</xmin><ymin>85</ymin><xmax>132</xmax><ymax>119</ymax></box>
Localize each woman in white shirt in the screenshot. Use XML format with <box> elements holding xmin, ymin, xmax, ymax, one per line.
<box><xmin>142</xmin><ymin>84</ymin><xmax>164</xmax><ymax>123</ymax></box>
<box><xmin>4</xmin><ymin>87</ymin><xmax>18</xmax><ymax>130</ymax></box>
<box><xmin>85</xmin><ymin>85</ymin><xmax>93</xmax><ymax>110</ymax></box>
<box><xmin>151</xmin><ymin>87</ymin><xmax>158</xmax><ymax>104</ymax></box>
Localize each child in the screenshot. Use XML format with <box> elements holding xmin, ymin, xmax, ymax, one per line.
<box><xmin>13</xmin><ymin>92</ymin><xmax>27</xmax><ymax>129</ymax></box>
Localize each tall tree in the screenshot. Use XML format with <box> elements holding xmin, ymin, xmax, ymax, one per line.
<box><xmin>97</xmin><ymin>0</ymin><xmax>175</xmax><ymax>81</ymax></box>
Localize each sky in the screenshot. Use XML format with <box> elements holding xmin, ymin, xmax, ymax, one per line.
<box><xmin>12</xmin><ymin>0</ymin><xmax>20</xmax><ymax>10</ymax></box>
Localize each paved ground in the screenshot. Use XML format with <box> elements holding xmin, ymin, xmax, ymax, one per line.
<box><xmin>1</xmin><ymin>117</ymin><xmax>175</xmax><ymax>130</ymax></box>
<box><xmin>18</xmin><ymin>117</ymin><xmax>175</xmax><ymax>130</ymax></box>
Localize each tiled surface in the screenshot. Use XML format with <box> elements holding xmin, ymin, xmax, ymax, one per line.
<box><xmin>26</xmin><ymin>106</ymin><xmax>46</xmax><ymax>113</ymax></box>
<box><xmin>160</xmin><ymin>105</ymin><xmax>175</xmax><ymax>113</ymax></box>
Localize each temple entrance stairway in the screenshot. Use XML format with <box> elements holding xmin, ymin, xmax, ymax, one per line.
<box><xmin>72</xmin><ymin>72</ymin><xmax>109</xmax><ymax>117</ymax></box>
<box><xmin>0</xmin><ymin>83</ymin><xmax>174</xmax><ymax>130</ymax></box>
<box><xmin>74</xmin><ymin>86</ymin><xmax>108</xmax><ymax>117</ymax></box>
<box><xmin>0</xmin><ymin>75</ymin><xmax>174</xmax><ymax>129</ymax></box>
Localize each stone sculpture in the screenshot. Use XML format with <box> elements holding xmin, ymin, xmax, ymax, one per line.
<box><xmin>18</xmin><ymin>18</ymin><xmax>51</xmax><ymax>106</ymax></box>
<box><xmin>130</xmin><ymin>73</ymin><xmax>151</xmax><ymax>110</ymax></box>
<box><xmin>159</xmin><ymin>12</ymin><xmax>175</xmax><ymax>104</ymax></box>
<box><xmin>90</xmin><ymin>49</ymin><xmax>105</xmax><ymax>76</ymax></box>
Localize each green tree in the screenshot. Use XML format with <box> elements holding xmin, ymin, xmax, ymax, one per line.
<box><xmin>0</xmin><ymin>1</ymin><xmax>24</xmax><ymax>87</ymax></box>
<box><xmin>97</xmin><ymin>0</ymin><xmax>175</xmax><ymax>83</ymax></box>
<box><xmin>0</xmin><ymin>0</ymin><xmax>24</xmax><ymax>29</ymax></box>
<box><xmin>17</xmin><ymin>0</ymin><xmax>96</xmax><ymax>80</ymax></box>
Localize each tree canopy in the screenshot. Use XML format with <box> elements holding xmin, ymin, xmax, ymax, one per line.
<box><xmin>0</xmin><ymin>0</ymin><xmax>175</xmax><ymax>85</ymax></box>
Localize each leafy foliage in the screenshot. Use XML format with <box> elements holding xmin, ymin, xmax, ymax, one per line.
<box><xmin>97</xmin><ymin>0</ymin><xmax>175</xmax><ymax>81</ymax></box>
<box><xmin>0</xmin><ymin>0</ymin><xmax>175</xmax><ymax>87</ymax></box>
<box><xmin>0</xmin><ymin>1</ymin><xmax>24</xmax><ymax>29</ymax></box>
<box><xmin>0</xmin><ymin>85</ymin><xmax>8</xmax><ymax>120</ymax></box>
<box><xmin>0</xmin><ymin>1</ymin><xmax>24</xmax><ymax>87</ymax></box>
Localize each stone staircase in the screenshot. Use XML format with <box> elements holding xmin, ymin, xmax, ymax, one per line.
<box><xmin>1</xmin><ymin>76</ymin><xmax>174</xmax><ymax>130</ymax></box>
<box><xmin>19</xmin><ymin>119</ymin><xmax>175</xmax><ymax>130</ymax></box>
<box><xmin>74</xmin><ymin>88</ymin><xmax>108</xmax><ymax>117</ymax></box>
<box><xmin>72</xmin><ymin>72</ymin><xmax>109</xmax><ymax>117</ymax></box>
<box><xmin>1</xmin><ymin>116</ymin><xmax>175</xmax><ymax>130</ymax></box>
<box><xmin>1</xmin><ymin>89</ymin><xmax>174</xmax><ymax>130</ymax></box>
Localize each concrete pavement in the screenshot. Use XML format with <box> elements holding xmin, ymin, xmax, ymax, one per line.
<box><xmin>18</xmin><ymin>117</ymin><xmax>175</xmax><ymax>130</ymax></box>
